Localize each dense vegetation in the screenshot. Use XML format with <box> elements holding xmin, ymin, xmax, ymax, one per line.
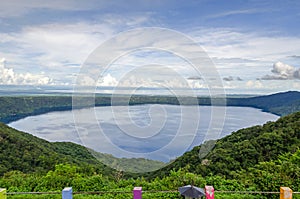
<box><xmin>0</xmin><ymin>124</ymin><xmax>164</xmax><ymax>176</ymax></box>
<box><xmin>0</xmin><ymin>111</ymin><xmax>299</xmax><ymax>198</ymax></box>
<box><xmin>152</xmin><ymin>111</ymin><xmax>300</xmax><ymax>179</ymax></box>
<box><xmin>0</xmin><ymin>123</ymin><xmax>111</xmax><ymax>175</ymax></box>
<box><xmin>1</xmin><ymin>91</ymin><xmax>300</xmax><ymax>123</ymax></box>
<box><xmin>1</xmin><ymin>149</ymin><xmax>299</xmax><ymax>198</ymax></box>
<box><xmin>227</xmin><ymin>91</ymin><xmax>300</xmax><ymax>116</ymax></box>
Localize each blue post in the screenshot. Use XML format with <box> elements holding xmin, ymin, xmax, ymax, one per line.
<box><xmin>133</xmin><ymin>187</ymin><xmax>142</xmax><ymax>199</ymax></box>
<box><xmin>62</xmin><ymin>187</ymin><xmax>72</xmax><ymax>199</ymax></box>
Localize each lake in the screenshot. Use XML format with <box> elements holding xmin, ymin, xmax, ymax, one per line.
<box><xmin>9</xmin><ymin>105</ymin><xmax>279</xmax><ymax>162</ymax></box>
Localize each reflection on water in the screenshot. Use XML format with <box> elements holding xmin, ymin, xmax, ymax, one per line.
<box><xmin>9</xmin><ymin>105</ymin><xmax>279</xmax><ymax>162</ymax></box>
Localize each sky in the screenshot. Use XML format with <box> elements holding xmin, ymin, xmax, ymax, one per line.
<box><xmin>0</xmin><ymin>0</ymin><xmax>300</xmax><ymax>94</ymax></box>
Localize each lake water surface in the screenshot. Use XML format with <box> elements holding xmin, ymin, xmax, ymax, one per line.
<box><xmin>9</xmin><ymin>105</ymin><xmax>279</xmax><ymax>162</ymax></box>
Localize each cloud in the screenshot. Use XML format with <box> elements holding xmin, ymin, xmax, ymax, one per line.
<box><xmin>207</xmin><ymin>8</ymin><xmax>267</xmax><ymax>19</ymax></box>
<box><xmin>288</xmin><ymin>55</ymin><xmax>300</xmax><ymax>59</ymax></box>
<box><xmin>223</xmin><ymin>76</ymin><xmax>234</xmax><ymax>81</ymax></box>
<box><xmin>187</xmin><ymin>76</ymin><xmax>202</xmax><ymax>80</ymax></box>
<box><xmin>246</xmin><ymin>80</ymin><xmax>263</xmax><ymax>88</ymax></box>
<box><xmin>0</xmin><ymin>58</ymin><xmax>52</xmax><ymax>85</ymax></box>
<box><xmin>0</xmin><ymin>22</ymin><xmax>116</xmax><ymax>85</ymax></box>
<box><xmin>223</xmin><ymin>76</ymin><xmax>243</xmax><ymax>81</ymax></box>
<box><xmin>260</xmin><ymin>62</ymin><xmax>300</xmax><ymax>80</ymax></box>
<box><xmin>0</xmin><ymin>0</ymin><xmax>109</xmax><ymax>17</ymax></box>
<box><xmin>84</xmin><ymin>65</ymin><xmax>209</xmax><ymax>89</ymax></box>
<box><xmin>191</xmin><ymin>28</ymin><xmax>300</xmax><ymax>64</ymax></box>
<box><xmin>98</xmin><ymin>74</ymin><xmax>118</xmax><ymax>87</ymax></box>
<box><xmin>0</xmin><ymin>15</ymin><xmax>155</xmax><ymax>85</ymax></box>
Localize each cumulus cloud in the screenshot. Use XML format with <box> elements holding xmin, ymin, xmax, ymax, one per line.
<box><xmin>98</xmin><ymin>74</ymin><xmax>118</xmax><ymax>87</ymax></box>
<box><xmin>261</xmin><ymin>62</ymin><xmax>300</xmax><ymax>80</ymax></box>
<box><xmin>0</xmin><ymin>58</ymin><xmax>52</xmax><ymax>85</ymax></box>
<box><xmin>81</xmin><ymin>66</ymin><xmax>209</xmax><ymax>89</ymax></box>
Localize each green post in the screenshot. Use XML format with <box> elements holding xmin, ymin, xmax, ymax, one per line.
<box><xmin>0</xmin><ymin>189</ymin><xmax>6</xmax><ymax>199</ymax></box>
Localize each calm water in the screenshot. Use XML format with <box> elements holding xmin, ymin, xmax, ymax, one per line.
<box><xmin>9</xmin><ymin>105</ymin><xmax>279</xmax><ymax>162</ymax></box>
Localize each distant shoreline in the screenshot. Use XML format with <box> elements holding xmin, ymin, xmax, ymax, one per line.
<box><xmin>1</xmin><ymin>91</ymin><xmax>300</xmax><ymax>123</ymax></box>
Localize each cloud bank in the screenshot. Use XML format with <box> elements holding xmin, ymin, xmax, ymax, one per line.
<box><xmin>0</xmin><ymin>58</ymin><xmax>52</xmax><ymax>85</ymax></box>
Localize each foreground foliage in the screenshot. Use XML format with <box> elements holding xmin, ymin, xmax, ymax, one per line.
<box><xmin>1</xmin><ymin>149</ymin><xmax>300</xmax><ymax>199</ymax></box>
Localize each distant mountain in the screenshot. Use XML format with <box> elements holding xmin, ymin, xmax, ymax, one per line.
<box><xmin>150</xmin><ymin>111</ymin><xmax>300</xmax><ymax>179</ymax></box>
<box><xmin>227</xmin><ymin>91</ymin><xmax>300</xmax><ymax>116</ymax></box>
<box><xmin>0</xmin><ymin>91</ymin><xmax>299</xmax><ymax>123</ymax></box>
<box><xmin>0</xmin><ymin>123</ymin><xmax>165</xmax><ymax>176</ymax></box>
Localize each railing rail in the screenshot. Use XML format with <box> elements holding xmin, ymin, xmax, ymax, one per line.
<box><xmin>1</xmin><ymin>187</ymin><xmax>299</xmax><ymax>198</ymax></box>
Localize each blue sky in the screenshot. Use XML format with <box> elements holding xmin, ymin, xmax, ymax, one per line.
<box><xmin>0</xmin><ymin>0</ymin><xmax>300</xmax><ymax>94</ymax></box>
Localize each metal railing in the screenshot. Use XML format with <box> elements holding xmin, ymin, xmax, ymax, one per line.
<box><xmin>1</xmin><ymin>187</ymin><xmax>299</xmax><ymax>198</ymax></box>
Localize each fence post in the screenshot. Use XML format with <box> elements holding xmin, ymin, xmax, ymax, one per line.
<box><xmin>133</xmin><ymin>187</ymin><xmax>142</xmax><ymax>199</ymax></box>
<box><xmin>0</xmin><ymin>189</ymin><xmax>6</xmax><ymax>199</ymax></box>
<box><xmin>205</xmin><ymin>186</ymin><xmax>214</xmax><ymax>199</ymax></box>
<box><xmin>62</xmin><ymin>187</ymin><xmax>73</xmax><ymax>199</ymax></box>
<box><xmin>280</xmin><ymin>187</ymin><xmax>292</xmax><ymax>199</ymax></box>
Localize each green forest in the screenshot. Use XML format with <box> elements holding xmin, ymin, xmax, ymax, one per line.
<box><xmin>0</xmin><ymin>109</ymin><xmax>300</xmax><ymax>198</ymax></box>
<box><xmin>1</xmin><ymin>91</ymin><xmax>300</xmax><ymax>123</ymax></box>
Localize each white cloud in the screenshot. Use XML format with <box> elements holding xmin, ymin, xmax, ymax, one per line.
<box><xmin>0</xmin><ymin>14</ymin><xmax>155</xmax><ymax>85</ymax></box>
<box><xmin>1</xmin><ymin>17</ymin><xmax>300</xmax><ymax>91</ymax></box>
<box><xmin>261</xmin><ymin>62</ymin><xmax>300</xmax><ymax>80</ymax></box>
<box><xmin>0</xmin><ymin>22</ymin><xmax>116</xmax><ymax>85</ymax></box>
<box><xmin>93</xmin><ymin>66</ymin><xmax>208</xmax><ymax>89</ymax></box>
<box><xmin>191</xmin><ymin>28</ymin><xmax>300</xmax><ymax>63</ymax></box>
<box><xmin>98</xmin><ymin>74</ymin><xmax>118</xmax><ymax>87</ymax></box>
<box><xmin>207</xmin><ymin>8</ymin><xmax>267</xmax><ymax>19</ymax></box>
<box><xmin>246</xmin><ymin>80</ymin><xmax>263</xmax><ymax>89</ymax></box>
<box><xmin>0</xmin><ymin>58</ymin><xmax>52</xmax><ymax>85</ymax></box>
<box><xmin>0</xmin><ymin>0</ymin><xmax>107</xmax><ymax>17</ymax></box>
<box><xmin>18</xmin><ymin>23</ymin><xmax>113</xmax><ymax>65</ymax></box>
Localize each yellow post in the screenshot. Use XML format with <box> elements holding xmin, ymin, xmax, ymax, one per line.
<box><xmin>280</xmin><ymin>187</ymin><xmax>292</xmax><ymax>199</ymax></box>
<box><xmin>0</xmin><ymin>188</ymin><xmax>6</xmax><ymax>199</ymax></box>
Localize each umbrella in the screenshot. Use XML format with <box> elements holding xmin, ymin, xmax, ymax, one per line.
<box><xmin>179</xmin><ymin>185</ymin><xmax>205</xmax><ymax>198</ymax></box>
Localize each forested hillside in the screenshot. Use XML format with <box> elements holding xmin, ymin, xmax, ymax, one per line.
<box><xmin>0</xmin><ymin>123</ymin><xmax>165</xmax><ymax>176</ymax></box>
<box><xmin>151</xmin><ymin>111</ymin><xmax>300</xmax><ymax>179</ymax></box>
<box><xmin>227</xmin><ymin>91</ymin><xmax>300</xmax><ymax>116</ymax></box>
<box><xmin>0</xmin><ymin>123</ymin><xmax>112</xmax><ymax>175</ymax></box>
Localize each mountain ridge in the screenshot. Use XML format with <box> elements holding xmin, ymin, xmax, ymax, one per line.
<box><xmin>0</xmin><ymin>91</ymin><xmax>299</xmax><ymax>123</ymax></box>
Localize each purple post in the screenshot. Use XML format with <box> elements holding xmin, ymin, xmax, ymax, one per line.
<box><xmin>133</xmin><ymin>187</ymin><xmax>142</xmax><ymax>199</ymax></box>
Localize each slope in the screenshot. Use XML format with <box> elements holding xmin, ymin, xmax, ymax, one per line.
<box><xmin>0</xmin><ymin>123</ymin><xmax>165</xmax><ymax>176</ymax></box>
<box><xmin>0</xmin><ymin>123</ymin><xmax>111</xmax><ymax>176</ymax></box>
<box><xmin>151</xmin><ymin>111</ymin><xmax>300</xmax><ymax>178</ymax></box>
<box><xmin>227</xmin><ymin>91</ymin><xmax>300</xmax><ymax>115</ymax></box>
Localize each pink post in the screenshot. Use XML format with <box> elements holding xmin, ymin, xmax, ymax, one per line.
<box><xmin>133</xmin><ymin>187</ymin><xmax>142</xmax><ymax>199</ymax></box>
<box><xmin>205</xmin><ymin>186</ymin><xmax>214</xmax><ymax>199</ymax></box>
